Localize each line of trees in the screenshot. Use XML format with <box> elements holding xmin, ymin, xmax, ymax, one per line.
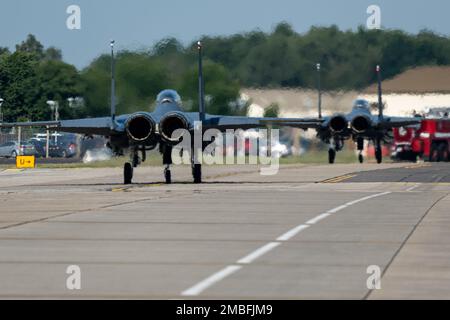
<box><xmin>1</xmin><ymin>23</ymin><xmax>449</xmax><ymax>122</ymax></box>
<box><xmin>200</xmin><ymin>22</ymin><xmax>450</xmax><ymax>89</ymax></box>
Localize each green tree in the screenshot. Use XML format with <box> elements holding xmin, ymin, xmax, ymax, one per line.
<box><xmin>15</xmin><ymin>34</ymin><xmax>44</xmax><ymax>59</ymax></box>
<box><xmin>0</xmin><ymin>52</ymin><xmax>39</xmax><ymax>122</ymax></box>
<box><xmin>263</xmin><ymin>103</ymin><xmax>279</xmax><ymax>118</ymax></box>
<box><xmin>178</xmin><ymin>61</ymin><xmax>241</xmax><ymax>115</ymax></box>
<box><xmin>0</xmin><ymin>47</ymin><xmax>10</xmax><ymax>56</ymax></box>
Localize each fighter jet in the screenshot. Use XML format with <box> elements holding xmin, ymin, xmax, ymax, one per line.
<box><xmin>303</xmin><ymin>65</ymin><xmax>421</xmax><ymax>164</ymax></box>
<box><xmin>0</xmin><ymin>41</ymin><xmax>318</xmax><ymax>184</ymax></box>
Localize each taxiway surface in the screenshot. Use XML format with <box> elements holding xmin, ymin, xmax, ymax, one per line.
<box><xmin>0</xmin><ymin>162</ymin><xmax>449</xmax><ymax>299</ymax></box>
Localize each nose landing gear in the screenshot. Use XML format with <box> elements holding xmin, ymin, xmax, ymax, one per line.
<box><xmin>357</xmin><ymin>137</ymin><xmax>364</xmax><ymax>163</ymax></box>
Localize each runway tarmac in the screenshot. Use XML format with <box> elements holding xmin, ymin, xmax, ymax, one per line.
<box><xmin>0</xmin><ymin>162</ymin><xmax>449</xmax><ymax>299</ymax></box>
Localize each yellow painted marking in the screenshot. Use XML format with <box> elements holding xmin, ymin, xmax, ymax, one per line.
<box><xmin>3</xmin><ymin>169</ymin><xmax>24</xmax><ymax>173</ymax></box>
<box><xmin>15</xmin><ymin>156</ymin><xmax>35</xmax><ymax>169</ymax></box>
<box><xmin>322</xmin><ymin>174</ymin><xmax>356</xmax><ymax>184</ymax></box>
<box><xmin>404</xmin><ymin>164</ymin><xmax>432</xmax><ymax>169</ymax></box>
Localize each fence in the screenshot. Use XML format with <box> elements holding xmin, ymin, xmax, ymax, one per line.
<box><xmin>0</xmin><ymin>127</ymin><xmax>36</xmax><ymax>144</ymax></box>
<box><xmin>1</xmin><ymin>127</ymin><xmax>108</xmax><ymax>159</ymax></box>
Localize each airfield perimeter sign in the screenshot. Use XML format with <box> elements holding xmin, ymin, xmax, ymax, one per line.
<box><xmin>16</xmin><ymin>155</ymin><xmax>35</xmax><ymax>169</ymax></box>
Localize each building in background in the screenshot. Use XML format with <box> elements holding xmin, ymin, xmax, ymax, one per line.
<box><xmin>361</xmin><ymin>66</ymin><xmax>450</xmax><ymax>116</ymax></box>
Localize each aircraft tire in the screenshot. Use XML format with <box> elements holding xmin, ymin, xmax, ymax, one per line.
<box><xmin>164</xmin><ymin>168</ymin><xmax>171</xmax><ymax>184</ymax></box>
<box><xmin>193</xmin><ymin>164</ymin><xmax>202</xmax><ymax>184</ymax></box>
<box><xmin>328</xmin><ymin>149</ymin><xmax>336</xmax><ymax>164</ymax></box>
<box><xmin>429</xmin><ymin>143</ymin><xmax>439</xmax><ymax>162</ymax></box>
<box><xmin>375</xmin><ymin>148</ymin><xmax>382</xmax><ymax>164</ymax></box>
<box><xmin>124</xmin><ymin>162</ymin><xmax>133</xmax><ymax>184</ymax></box>
<box><xmin>438</xmin><ymin>143</ymin><xmax>449</xmax><ymax>162</ymax></box>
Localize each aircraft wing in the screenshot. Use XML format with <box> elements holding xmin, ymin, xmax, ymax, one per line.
<box><xmin>376</xmin><ymin>116</ymin><xmax>422</xmax><ymax>129</ymax></box>
<box><xmin>202</xmin><ymin>115</ymin><xmax>323</xmax><ymax>131</ymax></box>
<box><xmin>0</xmin><ymin>117</ymin><xmax>117</xmax><ymax>136</ymax></box>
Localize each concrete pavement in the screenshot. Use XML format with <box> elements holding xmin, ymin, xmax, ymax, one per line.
<box><xmin>0</xmin><ymin>162</ymin><xmax>449</xmax><ymax>299</ymax></box>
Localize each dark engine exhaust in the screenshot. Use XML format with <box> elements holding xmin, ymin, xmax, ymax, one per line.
<box><xmin>125</xmin><ymin>113</ymin><xmax>156</xmax><ymax>142</ymax></box>
<box><xmin>329</xmin><ymin>115</ymin><xmax>348</xmax><ymax>133</ymax></box>
<box><xmin>351</xmin><ymin>116</ymin><xmax>371</xmax><ymax>133</ymax></box>
<box><xmin>159</xmin><ymin>112</ymin><xmax>190</xmax><ymax>143</ymax></box>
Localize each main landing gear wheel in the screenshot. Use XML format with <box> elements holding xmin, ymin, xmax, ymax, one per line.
<box><xmin>192</xmin><ymin>164</ymin><xmax>202</xmax><ymax>184</ymax></box>
<box><xmin>358</xmin><ymin>154</ymin><xmax>364</xmax><ymax>163</ymax></box>
<box><xmin>439</xmin><ymin>144</ymin><xmax>449</xmax><ymax>162</ymax></box>
<box><xmin>328</xmin><ymin>148</ymin><xmax>336</xmax><ymax>164</ymax></box>
<box><xmin>375</xmin><ymin>148</ymin><xmax>382</xmax><ymax>164</ymax></box>
<box><xmin>124</xmin><ymin>162</ymin><xmax>133</xmax><ymax>184</ymax></box>
<box><xmin>164</xmin><ymin>167</ymin><xmax>172</xmax><ymax>184</ymax></box>
<box><xmin>429</xmin><ymin>143</ymin><xmax>439</xmax><ymax>162</ymax></box>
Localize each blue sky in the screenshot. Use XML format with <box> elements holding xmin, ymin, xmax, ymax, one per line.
<box><xmin>1</xmin><ymin>0</ymin><xmax>449</xmax><ymax>69</ymax></box>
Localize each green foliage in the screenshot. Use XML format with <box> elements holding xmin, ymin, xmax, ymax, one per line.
<box><xmin>178</xmin><ymin>61</ymin><xmax>240</xmax><ymax>115</ymax></box>
<box><xmin>200</xmin><ymin>23</ymin><xmax>450</xmax><ymax>90</ymax></box>
<box><xmin>0</xmin><ymin>47</ymin><xmax>10</xmax><ymax>56</ymax></box>
<box><xmin>81</xmin><ymin>52</ymin><xmax>171</xmax><ymax>116</ymax></box>
<box><xmin>1</xmin><ymin>36</ymin><xmax>83</xmax><ymax>122</ymax></box>
<box><xmin>0</xmin><ymin>52</ymin><xmax>39</xmax><ymax>121</ymax></box>
<box><xmin>264</xmin><ymin>103</ymin><xmax>279</xmax><ymax>118</ymax></box>
<box><xmin>2</xmin><ymin>25</ymin><xmax>450</xmax><ymax>122</ymax></box>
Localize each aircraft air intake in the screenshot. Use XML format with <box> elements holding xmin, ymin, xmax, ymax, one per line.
<box><xmin>351</xmin><ymin>115</ymin><xmax>371</xmax><ymax>133</ymax></box>
<box><xmin>125</xmin><ymin>113</ymin><xmax>156</xmax><ymax>142</ymax></box>
<box><xmin>159</xmin><ymin>113</ymin><xmax>190</xmax><ymax>143</ymax></box>
<box><xmin>329</xmin><ymin>115</ymin><xmax>348</xmax><ymax>133</ymax></box>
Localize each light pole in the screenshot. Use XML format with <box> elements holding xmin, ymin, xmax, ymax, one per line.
<box><xmin>67</xmin><ymin>97</ymin><xmax>74</xmax><ymax>109</ymax></box>
<box><xmin>46</xmin><ymin>100</ymin><xmax>59</xmax><ymax>156</ymax></box>
<box><xmin>46</xmin><ymin>100</ymin><xmax>59</xmax><ymax>121</ymax></box>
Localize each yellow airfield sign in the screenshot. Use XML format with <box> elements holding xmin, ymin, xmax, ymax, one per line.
<box><xmin>16</xmin><ymin>155</ymin><xmax>36</xmax><ymax>169</ymax></box>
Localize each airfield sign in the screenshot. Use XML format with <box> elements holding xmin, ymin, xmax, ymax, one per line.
<box><xmin>16</xmin><ymin>155</ymin><xmax>35</xmax><ymax>169</ymax></box>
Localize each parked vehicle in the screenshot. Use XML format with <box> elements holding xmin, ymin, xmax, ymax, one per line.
<box><xmin>412</xmin><ymin>118</ymin><xmax>450</xmax><ymax>162</ymax></box>
<box><xmin>391</xmin><ymin>126</ymin><xmax>420</xmax><ymax>161</ymax></box>
<box><xmin>391</xmin><ymin>109</ymin><xmax>450</xmax><ymax>162</ymax></box>
<box><xmin>48</xmin><ymin>140</ymin><xmax>77</xmax><ymax>158</ymax></box>
<box><xmin>28</xmin><ymin>139</ymin><xmax>47</xmax><ymax>158</ymax></box>
<box><xmin>0</xmin><ymin>141</ymin><xmax>36</xmax><ymax>158</ymax></box>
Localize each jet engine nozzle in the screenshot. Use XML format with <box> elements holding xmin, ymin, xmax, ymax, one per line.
<box><xmin>159</xmin><ymin>112</ymin><xmax>190</xmax><ymax>143</ymax></box>
<box><xmin>125</xmin><ymin>113</ymin><xmax>156</xmax><ymax>142</ymax></box>
<box><xmin>329</xmin><ymin>115</ymin><xmax>348</xmax><ymax>133</ymax></box>
<box><xmin>351</xmin><ymin>115</ymin><xmax>371</xmax><ymax>133</ymax></box>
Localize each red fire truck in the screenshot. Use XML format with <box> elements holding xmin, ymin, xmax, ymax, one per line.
<box><xmin>392</xmin><ymin>108</ymin><xmax>450</xmax><ymax>162</ymax></box>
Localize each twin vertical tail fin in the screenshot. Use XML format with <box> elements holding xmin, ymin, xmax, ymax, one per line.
<box><xmin>376</xmin><ymin>65</ymin><xmax>383</xmax><ymax>120</ymax></box>
<box><xmin>316</xmin><ymin>63</ymin><xmax>322</xmax><ymax>119</ymax></box>
<box><xmin>110</xmin><ymin>40</ymin><xmax>117</xmax><ymax>130</ymax></box>
<box><xmin>197</xmin><ymin>41</ymin><xmax>205</xmax><ymax>123</ymax></box>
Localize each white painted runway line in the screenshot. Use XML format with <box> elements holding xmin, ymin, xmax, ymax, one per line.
<box><xmin>181</xmin><ymin>265</ymin><xmax>242</xmax><ymax>297</ymax></box>
<box><xmin>305</xmin><ymin>213</ymin><xmax>331</xmax><ymax>225</ymax></box>
<box><xmin>406</xmin><ymin>183</ymin><xmax>421</xmax><ymax>192</ymax></box>
<box><xmin>237</xmin><ymin>242</ymin><xmax>280</xmax><ymax>264</ymax></box>
<box><xmin>276</xmin><ymin>224</ymin><xmax>309</xmax><ymax>241</ymax></box>
<box><xmin>180</xmin><ymin>191</ymin><xmax>392</xmax><ymax>297</ymax></box>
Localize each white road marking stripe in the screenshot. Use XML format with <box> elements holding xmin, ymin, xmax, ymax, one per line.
<box><xmin>181</xmin><ymin>265</ymin><xmax>242</xmax><ymax>296</ymax></box>
<box><xmin>406</xmin><ymin>183</ymin><xmax>421</xmax><ymax>192</ymax></box>
<box><xmin>276</xmin><ymin>224</ymin><xmax>309</xmax><ymax>241</ymax></box>
<box><xmin>237</xmin><ymin>242</ymin><xmax>280</xmax><ymax>264</ymax></box>
<box><xmin>180</xmin><ymin>191</ymin><xmax>391</xmax><ymax>296</ymax></box>
<box><xmin>327</xmin><ymin>204</ymin><xmax>348</xmax><ymax>213</ymax></box>
<box><xmin>345</xmin><ymin>192</ymin><xmax>391</xmax><ymax>206</ymax></box>
<box><xmin>306</xmin><ymin>213</ymin><xmax>331</xmax><ymax>225</ymax></box>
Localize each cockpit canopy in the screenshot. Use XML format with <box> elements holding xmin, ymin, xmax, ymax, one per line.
<box><xmin>156</xmin><ymin>89</ymin><xmax>182</xmax><ymax>105</ymax></box>
<box><xmin>353</xmin><ymin>99</ymin><xmax>370</xmax><ymax>110</ymax></box>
